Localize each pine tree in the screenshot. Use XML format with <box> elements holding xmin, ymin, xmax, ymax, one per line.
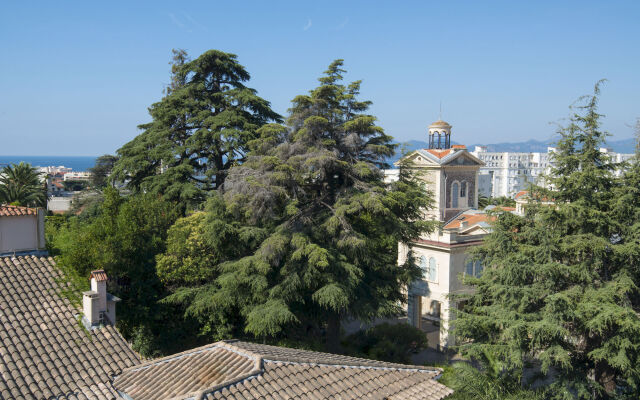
<box><xmin>89</xmin><ymin>154</ymin><xmax>118</xmax><ymax>188</ymax></box>
<box><xmin>161</xmin><ymin>60</ymin><xmax>437</xmax><ymax>350</ymax></box>
<box><xmin>111</xmin><ymin>49</ymin><xmax>282</xmax><ymax>208</ymax></box>
<box><xmin>454</xmin><ymin>82</ymin><xmax>640</xmax><ymax>399</ymax></box>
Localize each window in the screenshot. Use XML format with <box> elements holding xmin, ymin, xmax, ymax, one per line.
<box><xmin>419</xmin><ymin>256</ymin><xmax>427</xmax><ymax>277</ymax></box>
<box><xmin>427</xmin><ymin>257</ymin><xmax>437</xmax><ymax>281</ymax></box>
<box><xmin>465</xmin><ymin>259</ymin><xmax>483</xmax><ymax>278</ymax></box>
<box><xmin>465</xmin><ymin>260</ymin><xmax>474</xmax><ymax>276</ymax></box>
<box><xmin>419</xmin><ymin>256</ymin><xmax>437</xmax><ymax>282</ymax></box>
<box><xmin>451</xmin><ymin>182</ymin><xmax>459</xmax><ymax>208</ymax></box>
<box><xmin>475</xmin><ymin>261</ymin><xmax>483</xmax><ymax>277</ymax></box>
<box><xmin>460</xmin><ymin>181</ymin><xmax>467</xmax><ymax>197</ymax></box>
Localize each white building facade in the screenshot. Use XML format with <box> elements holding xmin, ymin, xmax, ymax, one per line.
<box><xmin>471</xmin><ymin>146</ymin><xmax>635</xmax><ymax>198</ymax></box>
<box><xmin>0</xmin><ymin>205</ymin><xmax>46</xmax><ymax>255</ymax></box>
<box><xmin>391</xmin><ymin>120</ymin><xmax>495</xmax><ymax>349</ymax></box>
<box><xmin>470</xmin><ymin>146</ymin><xmax>553</xmax><ymax>198</ymax></box>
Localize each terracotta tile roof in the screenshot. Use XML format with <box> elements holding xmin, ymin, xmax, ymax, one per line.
<box><xmin>514</xmin><ymin>191</ymin><xmax>553</xmax><ymax>203</ymax></box>
<box><xmin>0</xmin><ymin>255</ymin><xmax>140</xmax><ymax>399</ymax></box>
<box><xmin>425</xmin><ymin>149</ymin><xmax>453</xmax><ymax>159</ymax></box>
<box><xmin>451</xmin><ymin>145</ymin><xmax>466</xmax><ymax>149</ymax></box>
<box><xmin>114</xmin><ymin>340</ymin><xmax>453</xmax><ymax>400</ymax></box>
<box><xmin>91</xmin><ymin>270</ymin><xmax>108</xmax><ymax>282</ymax></box>
<box><xmin>443</xmin><ymin>212</ymin><xmax>492</xmax><ymax>229</ymax></box>
<box><xmin>443</xmin><ymin>207</ymin><xmax>515</xmax><ymax>230</ymax></box>
<box><xmin>514</xmin><ymin>190</ymin><xmax>528</xmax><ymax>199</ymax></box>
<box><xmin>0</xmin><ymin>204</ymin><xmax>37</xmax><ymax>217</ymax></box>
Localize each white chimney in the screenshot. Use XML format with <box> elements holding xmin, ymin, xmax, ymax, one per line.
<box><xmin>82</xmin><ymin>270</ymin><xmax>119</xmax><ymax>329</ymax></box>
<box><xmin>82</xmin><ymin>290</ymin><xmax>100</xmax><ymax>325</ymax></box>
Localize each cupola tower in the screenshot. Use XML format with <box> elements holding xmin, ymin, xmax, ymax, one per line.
<box><xmin>427</xmin><ymin>120</ymin><xmax>452</xmax><ymax>150</ymax></box>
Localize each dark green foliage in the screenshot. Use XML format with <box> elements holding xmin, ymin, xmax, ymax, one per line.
<box><xmin>89</xmin><ymin>154</ymin><xmax>119</xmax><ymax>188</ymax></box>
<box><xmin>454</xmin><ymin>82</ymin><xmax>640</xmax><ymax>399</ymax></box>
<box><xmin>485</xmin><ymin>196</ymin><xmax>516</xmax><ymax>208</ymax></box>
<box><xmin>612</xmin><ymin>118</ymin><xmax>640</xmax><ymax>248</ymax></box>
<box><xmin>0</xmin><ymin>162</ymin><xmax>47</xmax><ymax>207</ymax></box>
<box><xmin>342</xmin><ymin>323</ymin><xmax>427</xmax><ymax>363</ymax></box>
<box><xmin>440</xmin><ymin>360</ymin><xmax>547</xmax><ymax>400</ymax></box>
<box><xmin>45</xmin><ymin>215</ymin><xmax>69</xmax><ymax>255</ymax></box>
<box><xmin>477</xmin><ymin>193</ymin><xmax>489</xmax><ymax>209</ymax></box>
<box><xmin>49</xmin><ymin>188</ymin><xmax>202</xmax><ymax>356</ymax></box>
<box><xmin>70</xmin><ymin>192</ymin><xmax>105</xmax><ymax>221</ymax></box>
<box><xmin>111</xmin><ymin>49</ymin><xmax>282</xmax><ymax>208</ymax></box>
<box><xmin>62</xmin><ymin>180</ymin><xmax>89</xmax><ymax>192</ymax></box>
<box><xmin>161</xmin><ymin>60</ymin><xmax>437</xmax><ymax>350</ymax></box>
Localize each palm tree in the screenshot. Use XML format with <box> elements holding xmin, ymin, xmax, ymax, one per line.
<box><xmin>477</xmin><ymin>193</ymin><xmax>489</xmax><ymax>209</ymax></box>
<box><xmin>0</xmin><ymin>162</ymin><xmax>47</xmax><ymax>207</ymax></box>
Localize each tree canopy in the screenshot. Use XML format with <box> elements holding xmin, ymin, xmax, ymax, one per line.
<box><xmin>89</xmin><ymin>154</ymin><xmax>119</xmax><ymax>188</ymax></box>
<box><xmin>111</xmin><ymin>49</ymin><xmax>282</xmax><ymax>208</ymax></box>
<box><xmin>454</xmin><ymin>82</ymin><xmax>640</xmax><ymax>399</ymax></box>
<box><xmin>0</xmin><ymin>162</ymin><xmax>47</xmax><ymax>207</ymax></box>
<box><xmin>159</xmin><ymin>60</ymin><xmax>437</xmax><ymax>350</ymax></box>
<box><xmin>49</xmin><ymin>188</ymin><xmax>196</xmax><ymax>355</ymax></box>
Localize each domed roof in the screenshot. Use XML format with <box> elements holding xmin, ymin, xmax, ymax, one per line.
<box><xmin>429</xmin><ymin>120</ymin><xmax>451</xmax><ymax>128</ymax></box>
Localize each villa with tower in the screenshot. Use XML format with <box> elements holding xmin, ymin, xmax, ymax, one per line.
<box><xmin>388</xmin><ymin>120</ymin><xmax>508</xmax><ymax>349</ymax></box>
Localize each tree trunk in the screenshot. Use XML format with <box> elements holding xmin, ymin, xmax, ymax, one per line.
<box><xmin>594</xmin><ymin>362</ymin><xmax>616</xmax><ymax>399</ymax></box>
<box><xmin>326</xmin><ymin>313</ymin><xmax>342</xmax><ymax>353</ymax></box>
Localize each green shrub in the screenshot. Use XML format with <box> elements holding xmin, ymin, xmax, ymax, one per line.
<box><xmin>440</xmin><ymin>362</ymin><xmax>548</xmax><ymax>400</ymax></box>
<box><xmin>343</xmin><ymin>322</ymin><xmax>427</xmax><ymax>364</ymax></box>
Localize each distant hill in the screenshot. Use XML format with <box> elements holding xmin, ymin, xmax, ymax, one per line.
<box><xmin>387</xmin><ymin>137</ymin><xmax>636</xmax><ymax>166</ymax></box>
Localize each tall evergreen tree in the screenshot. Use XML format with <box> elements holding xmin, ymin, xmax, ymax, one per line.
<box><xmin>161</xmin><ymin>60</ymin><xmax>436</xmax><ymax>350</ymax></box>
<box><xmin>614</xmin><ymin>118</ymin><xmax>640</xmax><ymax>241</ymax></box>
<box><xmin>0</xmin><ymin>162</ymin><xmax>47</xmax><ymax>207</ymax></box>
<box><xmin>89</xmin><ymin>154</ymin><xmax>119</xmax><ymax>188</ymax></box>
<box><xmin>111</xmin><ymin>49</ymin><xmax>282</xmax><ymax>208</ymax></box>
<box><xmin>454</xmin><ymin>82</ymin><xmax>640</xmax><ymax>399</ymax></box>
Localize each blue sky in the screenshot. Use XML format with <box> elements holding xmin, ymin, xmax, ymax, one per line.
<box><xmin>1</xmin><ymin>1</ymin><xmax>639</xmax><ymax>156</ymax></box>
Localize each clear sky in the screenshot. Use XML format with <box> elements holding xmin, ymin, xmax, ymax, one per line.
<box><xmin>1</xmin><ymin>1</ymin><xmax>639</xmax><ymax>156</ymax></box>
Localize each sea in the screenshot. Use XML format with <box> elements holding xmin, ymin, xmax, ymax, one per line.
<box><xmin>0</xmin><ymin>156</ymin><xmax>97</xmax><ymax>172</ymax></box>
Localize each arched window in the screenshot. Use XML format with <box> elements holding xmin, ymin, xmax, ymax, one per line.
<box><xmin>451</xmin><ymin>182</ymin><xmax>459</xmax><ymax>208</ymax></box>
<box><xmin>465</xmin><ymin>260</ymin><xmax>474</xmax><ymax>277</ymax></box>
<box><xmin>427</xmin><ymin>257</ymin><xmax>437</xmax><ymax>281</ymax></box>
<box><xmin>460</xmin><ymin>181</ymin><xmax>467</xmax><ymax>197</ymax></box>
<box><xmin>475</xmin><ymin>260</ymin><xmax>483</xmax><ymax>277</ymax></box>
<box><xmin>419</xmin><ymin>256</ymin><xmax>427</xmax><ymax>278</ymax></box>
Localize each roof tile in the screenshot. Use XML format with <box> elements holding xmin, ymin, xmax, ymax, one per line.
<box><xmin>0</xmin><ymin>205</ymin><xmax>38</xmax><ymax>217</ymax></box>
<box><xmin>90</xmin><ymin>270</ymin><xmax>108</xmax><ymax>282</ymax></box>
<box><xmin>113</xmin><ymin>340</ymin><xmax>453</xmax><ymax>400</ymax></box>
<box><xmin>0</xmin><ymin>255</ymin><xmax>140</xmax><ymax>399</ymax></box>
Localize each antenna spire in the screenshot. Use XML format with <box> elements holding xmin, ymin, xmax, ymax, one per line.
<box><xmin>439</xmin><ymin>101</ymin><xmax>442</xmax><ymax>120</ymax></box>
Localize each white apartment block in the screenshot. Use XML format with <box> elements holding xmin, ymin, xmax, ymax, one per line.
<box><xmin>601</xmin><ymin>148</ymin><xmax>636</xmax><ymax>176</ymax></box>
<box><xmin>63</xmin><ymin>171</ymin><xmax>92</xmax><ymax>181</ymax></box>
<box><xmin>37</xmin><ymin>165</ymin><xmax>72</xmax><ymax>175</ymax></box>
<box><xmin>471</xmin><ymin>146</ymin><xmax>634</xmax><ymax>198</ymax></box>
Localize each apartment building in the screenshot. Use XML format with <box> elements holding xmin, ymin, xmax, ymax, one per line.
<box><xmin>471</xmin><ymin>146</ymin><xmax>634</xmax><ymax>198</ymax></box>
<box><xmin>470</xmin><ymin>146</ymin><xmax>552</xmax><ymax>198</ymax></box>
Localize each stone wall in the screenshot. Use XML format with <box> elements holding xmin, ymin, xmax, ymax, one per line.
<box><xmin>444</xmin><ymin>169</ymin><xmax>476</xmax><ymax>209</ymax></box>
